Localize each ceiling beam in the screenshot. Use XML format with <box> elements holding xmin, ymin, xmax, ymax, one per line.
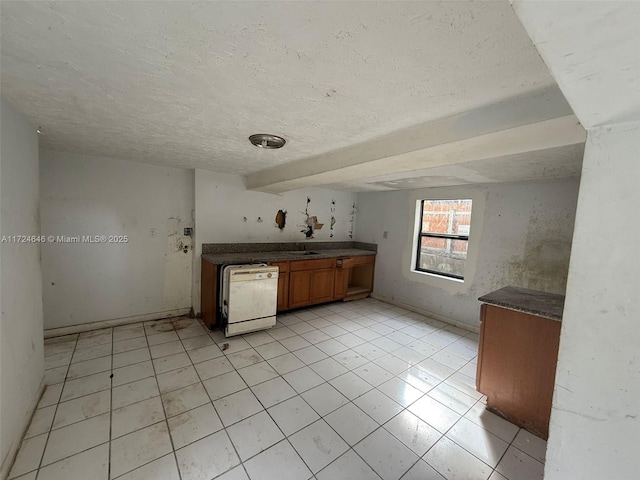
<box><xmin>246</xmin><ymin>86</ymin><xmax>584</xmax><ymax>193</ymax></box>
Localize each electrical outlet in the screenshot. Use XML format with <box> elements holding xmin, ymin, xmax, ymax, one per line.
<box><xmin>383</xmin><ymin>231</ymin><xmax>388</xmax><ymax>239</ymax></box>
<box><xmin>148</xmin><ymin>228</ymin><xmax>157</xmax><ymax>238</ymax></box>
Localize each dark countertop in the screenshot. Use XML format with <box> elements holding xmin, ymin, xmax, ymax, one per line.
<box><xmin>202</xmin><ymin>241</ymin><xmax>376</xmax><ymax>255</ymax></box>
<box><xmin>202</xmin><ymin>248</ymin><xmax>375</xmax><ymax>265</ymax></box>
<box><xmin>478</xmin><ymin>286</ymin><xmax>564</xmax><ymax>322</ymax></box>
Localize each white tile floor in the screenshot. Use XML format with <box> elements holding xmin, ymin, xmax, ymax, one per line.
<box><xmin>11</xmin><ymin>298</ymin><xmax>546</xmax><ymax>480</ymax></box>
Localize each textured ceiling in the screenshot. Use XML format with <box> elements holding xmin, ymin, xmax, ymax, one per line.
<box><xmin>1</xmin><ymin>1</ymin><xmax>557</xmax><ymax>175</ymax></box>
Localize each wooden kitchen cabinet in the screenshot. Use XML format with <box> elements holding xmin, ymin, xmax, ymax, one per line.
<box><xmin>286</xmin><ymin>255</ymin><xmax>375</xmax><ymax>308</ymax></box>
<box><xmin>476</xmin><ymin>303</ymin><xmax>561</xmax><ymax>439</ymax></box>
<box><xmin>340</xmin><ymin>255</ymin><xmax>375</xmax><ymax>301</ymax></box>
<box><xmin>201</xmin><ymin>253</ymin><xmax>376</xmax><ymax>327</ymax></box>
<box><xmin>310</xmin><ymin>268</ymin><xmax>335</xmax><ymax>304</ymax></box>
<box><xmin>288</xmin><ymin>258</ymin><xmax>336</xmax><ymax>309</ymax></box>
<box><xmin>200</xmin><ymin>259</ymin><xmax>218</xmax><ymax>329</ymax></box>
<box><xmin>334</xmin><ymin>264</ymin><xmax>348</xmax><ymax>299</ymax></box>
<box><xmin>288</xmin><ymin>270</ymin><xmax>313</xmax><ymax>309</ymax></box>
<box><xmin>268</xmin><ymin>261</ymin><xmax>289</xmax><ymax>313</ymax></box>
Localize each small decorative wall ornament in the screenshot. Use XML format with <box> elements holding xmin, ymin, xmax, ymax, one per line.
<box><xmin>257</xmin><ymin>217</ymin><xmax>263</xmax><ymax>223</ymax></box>
<box><xmin>275</xmin><ymin>210</ymin><xmax>287</xmax><ymax>230</ymax></box>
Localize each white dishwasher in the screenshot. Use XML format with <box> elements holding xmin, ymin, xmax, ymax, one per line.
<box><xmin>221</xmin><ymin>264</ymin><xmax>278</xmax><ymax>337</ymax></box>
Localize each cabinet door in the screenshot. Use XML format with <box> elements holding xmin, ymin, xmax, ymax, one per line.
<box><xmin>477</xmin><ymin>304</ymin><xmax>561</xmax><ymax>439</ymax></box>
<box><xmin>334</xmin><ymin>266</ymin><xmax>348</xmax><ymax>299</ymax></box>
<box><xmin>288</xmin><ymin>270</ymin><xmax>312</xmax><ymax>309</ymax></box>
<box><xmin>277</xmin><ymin>272</ymin><xmax>289</xmax><ymax>312</ymax></box>
<box><xmin>310</xmin><ymin>268</ymin><xmax>335</xmax><ymax>304</ymax></box>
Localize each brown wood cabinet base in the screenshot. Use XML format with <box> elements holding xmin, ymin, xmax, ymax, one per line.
<box><xmin>200</xmin><ymin>259</ymin><xmax>217</xmax><ymax>329</ymax></box>
<box><xmin>200</xmin><ymin>254</ymin><xmax>375</xmax><ymax>329</ymax></box>
<box><xmin>476</xmin><ymin>304</ymin><xmax>561</xmax><ymax>439</ymax></box>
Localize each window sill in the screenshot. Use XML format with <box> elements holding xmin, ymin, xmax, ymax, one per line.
<box><xmin>410</xmin><ymin>268</ymin><xmax>465</xmax><ymax>283</ymax></box>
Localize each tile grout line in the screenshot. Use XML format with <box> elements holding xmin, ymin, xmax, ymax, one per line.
<box><xmin>31</xmin><ymin>333</ymin><xmax>80</xmax><ymax>479</ymax></box>
<box><xmin>56</xmin><ymin>322</ymin><xmax>470</xmax><ymax>400</ymax></box>
<box><xmin>204</xmin><ymin>307</ymin><xmax>495</xmax><ymax>479</ymax></box>
<box><xmin>36</xmin><ymin>300</ymin><xmax>539</xmax><ymax>480</ymax></box>
<box><xmin>143</xmin><ymin>320</ymin><xmax>184</xmax><ymax>480</ymax></box>
<box><xmin>35</xmin><ymin>332</ymin><xmax>119</xmax><ymax>476</ymax></box>
<box><xmin>217</xmin><ymin>342</ymin><xmax>323</xmax><ymax>479</ymax></box>
<box><xmin>186</xmin><ymin>320</ymin><xmax>254</xmax><ymax>478</ymax></box>
<box><xmin>95</xmin><ymin>323</ymin><xmax>190</xmax><ymax>479</ymax></box>
<box><xmin>52</xmin><ymin>366</ymin><xmax>460</xmax><ymax>475</ymax></box>
<box><xmin>346</xmin><ymin>306</ymin><xmax>525</xmax><ymax>477</ymax></box>
<box><xmin>42</xmin><ymin>309</ymin><xmax>365</xmax><ymax>475</ymax></box>
<box><xmin>207</xmin><ymin>316</ymin><xmax>421</xmax><ymax>479</ymax></box>
<box><xmin>309</xmin><ymin>307</ymin><xmax>458</xmax><ymax>478</ymax></box>
<box><xmin>195</xmin><ymin>314</ymin><xmax>353</xmax><ymax>478</ymax></box>
<box><xmin>267</xmin><ymin>309</ymin><xmax>492</xmax><ymax>478</ymax></box>
<box><xmin>177</xmin><ymin>318</ymin><xmax>252</xmax><ymax>480</ymax></box>
<box><xmin>108</xmin><ymin>327</ymin><xmax>114</xmax><ymax>480</ymax></box>
<box><xmin>82</xmin><ymin>322</ymin><xmax>179</xmax><ymax>478</ymax></box>
<box><xmin>342</xmin><ymin>313</ymin><xmax>495</xmax><ymax>476</ymax></box>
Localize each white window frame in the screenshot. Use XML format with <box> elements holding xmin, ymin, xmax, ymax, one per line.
<box><xmin>404</xmin><ymin>188</ymin><xmax>485</xmax><ymax>291</ymax></box>
<box><xmin>414</xmin><ymin>198</ymin><xmax>472</xmax><ymax>280</ymax></box>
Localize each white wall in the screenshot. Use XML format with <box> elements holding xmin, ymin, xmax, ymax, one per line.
<box><xmin>40</xmin><ymin>150</ymin><xmax>194</xmax><ymax>329</ymax></box>
<box><xmin>192</xmin><ymin>169</ymin><xmax>358</xmax><ymax>313</ymax></box>
<box><xmin>544</xmin><ymin>123</ymin><xmax>640</xmax><ymax>479</ymax></box>
<box><xmin>511</xmin><ymin>4</ymin><xmax>640</xmax><ymax>476</ymax></box>
<box><xmin>0</xmin><ymin>98</ymin><xmax>44</xmax><ymax>476</ymax></box>
<box><xmin>356</xmin><ymin>178</ymin><xmax>579</xmax><ymax>328</ymax></box>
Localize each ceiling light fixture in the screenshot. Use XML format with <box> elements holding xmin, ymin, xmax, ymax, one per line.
<box><xmin>249</xmin><ymin>134</ymin><xmax>286</xmax><ymax>149</ymax></box>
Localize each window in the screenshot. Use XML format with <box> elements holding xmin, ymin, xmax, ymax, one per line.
<box><xmin>415</xmin><ymin>199</ymin><xmax>473</xmax><ymax>280</ymax></box>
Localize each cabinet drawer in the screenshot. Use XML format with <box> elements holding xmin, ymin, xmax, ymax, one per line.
<box><xmin>290</xmin><ymin>258</ymin><xmax>337</xmax><ymax>271</ymax></box>
<box><xmin>337</xmin><ymin>255</ymin><xmax>375</xmax><ymax>268</ymax></box>
<box><xmin>268</xmin><ymin>261</ymin><xmax>289</xmax><ymax>273</ymax></box>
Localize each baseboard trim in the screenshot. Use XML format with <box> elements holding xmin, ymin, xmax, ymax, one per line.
<box><xmin>1</xmin><ymin>377</ymin><xmax>46</xmax><ymax>480</ymax></box>
<box><xmin>44</xmin><ymin>308</ymin><xmax>191</xmax><ymax>338</ymax></box>
<box><xmin>370</xmin><ymin>293</ymin><xmax>480</xmax><ymax>334</ymax></box>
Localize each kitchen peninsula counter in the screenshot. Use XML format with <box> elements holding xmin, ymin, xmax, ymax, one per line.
<box><xmin>476</xmin><ymin>286</ymin><xmax>564</xmax><ymax>439</ymax></box>
<box><xmin>478</xmin><ymin>286</ymin><xmax>564</xmax><ymax>322</ymax></box>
